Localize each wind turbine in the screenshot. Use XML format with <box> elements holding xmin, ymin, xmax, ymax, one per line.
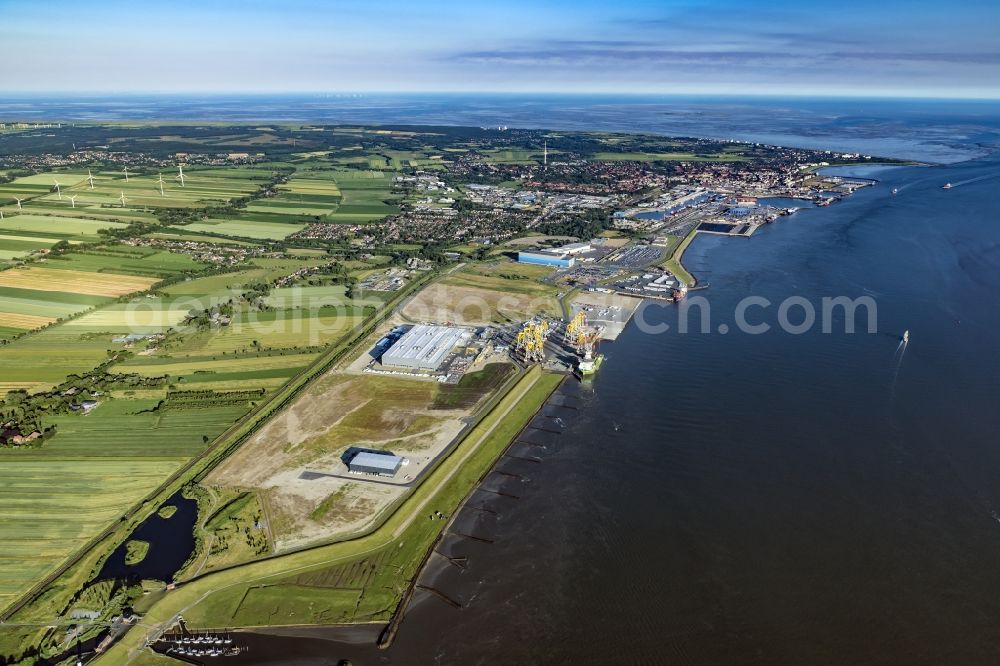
<box><xmin>175</xmin><ymin>164</ymin><xmax>186</xmax><ymax>187</ymax></box>
<box><xmin>68</xmin><ymin>195</ymin><xmax>78</xmax><ymax>208</ymax></box>
<box><xmin>53</xmin><ymin>179</ymin><xmax>63</xmax><ymax>200</ymax></box>
<box><xmin>119</xmin><ymin>191</ymin><xmax>128</xmax><ymax>207</ymax></box>
<box><xmin>14</xmin><ymin>197</ymin><xmax>23</xmax><ymax>210</ymax></box>
<box><xmin>87</xmin><ymin>169</ymin><xmax>95</xmax><ymax>190</ymax></box>
<box><xmin>156</xmin><ymin>173</ymin><xmax>166</xmax><ymax>196</ymax></box>
<box><xmin>123</xmin><ymin>166</ymin><xmax>130</xmax><ymax>182</ymax></box>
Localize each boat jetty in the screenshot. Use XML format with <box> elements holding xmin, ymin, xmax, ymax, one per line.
<box><xmin>154</xmin><ymin>628</ymin><xmax>245</xmax><ymax>660</ymax></box>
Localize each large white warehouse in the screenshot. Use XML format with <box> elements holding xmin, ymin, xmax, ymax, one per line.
<box><xmin>380</xmin><ymin>324</ymin><xmax>472</xmax><ymax>371</ymax></box>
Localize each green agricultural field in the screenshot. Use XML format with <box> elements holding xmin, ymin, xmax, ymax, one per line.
<box><xmin>62</xmin><ymin>299</ymin><xmax>194</xmax><ymax>333</ymax></box>
<box><xmin>0</xmin><ymin>237</ymin><xmax>60</xmax><ymax>263</ymax></box>
<box><xmin>145</xmin><ymin>231</ymin><xmax>256</xmax><ymax>246</ymax></box>
<box><xmin>113</xmin><ymin>351</ymin><xmax>321</xmax><ymax>379</ymax></box>
<box><xmin>0</xmin><ymin>255</ymin><xmax>285</xmax><ymax>389</ymax></box>
<box><xmin>0</xmin><ymin>286</ymin><xmax>110</xmax><ymax>337</ymax></box>
<box><xmin>0</xmin><ymin>172</ymin><xmax>90</xmax><ymax>207</ymax></box>
<box><xmin>0</xmin><ymin>457</ymin><xmax>179</xmax><ymax>604</ymax></box>
<box><xmin>155</xmin><ymin>260</ymin><xmax>327</xmax><ymax>305</ymax></box>
<box><xmin>481</xmin><ymin>148</ymin><xmax>542</xmax><ymax>164</ymax></box>
<box><xmin>160</xmin><ymin>269</ymin><xmax>276</xmax><ymax>300</ymax></box>
<box><xmin>172</xmin><ymin>218</ymin><xmax>305</xmax><ymax>240</ymax></box>
<box><xmin>44</xmin><ymin>398</ymin><xmax>248</xmax><ymax>458</ymax></box>
<box><xmin>40</xmin><ymin>246</ymin><xmax>207</xmax><ymax>278</ymax></box>
<box><xmin>171</xmin><ymin>309</ymin><xmax>367</xmax><ymax>354</ymax></box>
<box><xmin>0</xmin><ymin>396</ymin><xmax>252</xmax><ymax>606</ymax></box>
<box><xmin>16</xmin><ymin>203</ymin><xmax>156</xmax><ymax>224</ymax></box>
<box><xmin>0</xmin><ymin>286</ymin><xmax>109</xmax><ymax>316</ymax></box>
<box><xmin>0</xmin><ymin>328</ymin><xmax>121</xmax><ymax>393</ymax></box>
<box><xmin>244</xmin><ymin>171</ymin><xmax>342</xmax><ymax>217</ymax></box>
<box><xmin>244</xmin><ymin>167</ymin><xmax>399</xmax><ymax>223</ymax></box>
<box><xmin>0</xmin><ymin>214</ymin><xmax>128</xmax><ymax>240</ymax></box>
<box><xmin>0</xmin><ymin>265</ymin><xmax>159</xmax><ymax>296</ymax></box>
<box><xmin>326</xmin><ymin>169</ymin><xmax>399</xmax><ymax>222</ymax></box>
<box><xmin>22</xmin><ymin>167</ymin><xmax>271</xmax><ymax>211</ymax></box>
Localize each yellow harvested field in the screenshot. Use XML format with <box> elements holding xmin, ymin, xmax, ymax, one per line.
<box><xmin>0</xmin><ymin>381</ymin><xmax>45</xmax><ymax>394</ymax></box>
<box><xmin>0</xmin><ymin>312</ymin><xmax>57</xmax><ymax>329</ymax></box>
<box><xmin>115</xmin><ymin>352</ymin><xmax>319</xmax><ymax>377</ymax></box>
<box><xmin>0</xmin><ymin>267</ymin><xmax>158</xmax><ymax>296</ymax></box>
<box><xmin>65</xmin><ymin>307</ymin><xmax>190</xmax><ymax>329</ymax></box>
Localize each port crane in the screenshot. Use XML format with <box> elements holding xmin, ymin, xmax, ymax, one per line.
<box><xmin>515</xmin><ymin>320</ymin><xmax>547</xmax><ymax>363</ymax></box>
<box><xmin>565</xmin><ymin>311</ymin><xmax>586</xmax><ymax>349</ymax></box>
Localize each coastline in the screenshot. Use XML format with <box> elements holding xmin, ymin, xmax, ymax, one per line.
<box><xmin>2</xmin><ymin>114</ymin><xmax>991</xmax><ymax>664</ymax></box>
<box><xmin>94</xmin><ymin>367</ymin><xmax>564</xmax><ymax>664</ymax></box>
<box><xmin>376</xmin><ymin>373</ymin><xmax>569</xmax><ymax>649</ymax></box>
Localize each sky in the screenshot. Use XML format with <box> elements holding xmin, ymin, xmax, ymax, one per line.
<box><xmin>2</xmin><ymin>0</ymin><xmax>999</xmax><ymax>98</ymax></box>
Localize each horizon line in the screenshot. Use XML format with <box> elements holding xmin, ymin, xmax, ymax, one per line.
<box><xmin>4</xmin><ymin>90</ymin><xmax>1000</xmax><ymax>102</ymax></box>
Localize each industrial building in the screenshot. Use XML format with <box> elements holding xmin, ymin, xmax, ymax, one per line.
<box><xmin>380</xmin><ymin>324</ymin><xmax>473</xmax><ymax>371</ymax></box>
<box><xmin>347</xmin><ymin>451</ymin><xmax>404</xmax><ymax>477</ymax></box>
<box><xmin>517</xmin><ymin>250</ymin><xmax>575</xmax><ymax>268</ymax></box>
<box><xmin>559</xmin><ymin>241</ymin><xmax>593</xmax><ymax>254</ymax></box>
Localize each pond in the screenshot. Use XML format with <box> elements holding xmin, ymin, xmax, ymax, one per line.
<box><xmin>96</xmin><ymin>490</ymin><xmax>198</xmax><ymax>583</ymax></box>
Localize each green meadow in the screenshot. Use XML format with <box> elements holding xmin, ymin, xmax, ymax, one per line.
<box><xmin>173</xmin><ymin>218</ymin><xmax>305</xmax><ymax>240</ymax></box>
<box><xmin>0</xmin><ymin>396</ymin><xmax>252</xmax><ymax>605</ymax></box>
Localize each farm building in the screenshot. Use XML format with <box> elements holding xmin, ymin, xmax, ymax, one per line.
<box><xmin>380</xmin><ymin>324</ymin><xmax>473</xmax><ymax>371</ymax></box>
<box><xmin>517</xmin><ymin>250</ymin><xmax>575</xmax><ymax>268</ymax></box>
<box><xmin>347</xmin><ymin>451</ymin><xmax>404</xmax><ymax>477</ymax></box>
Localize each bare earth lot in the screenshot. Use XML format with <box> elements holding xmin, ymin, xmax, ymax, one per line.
<box><xmin>402</xmin><ymin>261</ymin><xmax>561</xmax><ymax>324</ymax></box>
<box><xmin>205</xmin><ymin>370</ymin><xmax>470</xmax><ymax>552</ymax></box>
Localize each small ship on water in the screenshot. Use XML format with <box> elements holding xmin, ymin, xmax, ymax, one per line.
<box><xmin>157</xmin><ymin>631</ymin><xmax>244</xmax><ymax>659</ymax></box>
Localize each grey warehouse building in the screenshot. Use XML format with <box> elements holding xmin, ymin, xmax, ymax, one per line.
<box><xmin>347</xmin><ymin>451</ymin><xmax>403</xmax><ymax>476</ymax></box>
<box><xmin>380</xmin><ymin>324</ymin><xmax>472</xmax><ymax>371</ymax></box>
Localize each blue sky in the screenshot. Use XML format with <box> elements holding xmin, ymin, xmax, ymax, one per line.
<box><xmin>2</xmin><ymin>0</ymin><xmax>998</xmax><ymax>98</ymax></box>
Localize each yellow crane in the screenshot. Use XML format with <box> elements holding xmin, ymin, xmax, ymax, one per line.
<box><xmin>515</xmin><ymin>320</ymin><xmax>547</xmax><ymax>362</ymax></box>
<box><xmin>565</xmin><ymin>311</ymin><xmax>585</xmax><ymax>346</ymax></box>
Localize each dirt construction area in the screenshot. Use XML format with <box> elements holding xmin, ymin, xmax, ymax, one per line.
<box><xmin>205</xmin><ymin>371</ymin><xmax>469</xmax><ymax>552</ymax></box>
<box><xmin>401</xmin><ymin>262</ymin><xmax>561</xmax><ymax>325</ymax></box>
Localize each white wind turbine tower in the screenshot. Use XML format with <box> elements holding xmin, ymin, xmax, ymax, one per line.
<box><xmin>68</xmin><ymin>195</ymin><xmax>78</xmax><ymax>208</ymax></box>
<box><xmin>156</xmin><ymin>173</ymin><xmax>166</xmax><ymax>197</ymax></box>
<box><xmin>119</xmin><ymin>191</ymin><xmax>128</xmax><ymax>207</ymax></box>
<box><xmin>123</xmin><ymin>166</ymin><xmax>130</xmax><ymax>182</ymax></box>
<box><xmin>87</xmin><ymin>169</ymin><xmax>95</xmax><ymax>190</ymax></box>
<box><xmin>53</xmin><ymin>179</ymin><xmax>63</xmax><ymax>200</ymax></box>
<box><xmin>543</xmin><ymin>139</ymin><xmax>548</xmax><ymax>170</ymax></box>
<box><xmin>14</xmin><ymin>197</ymin><xmax>23</xmax><ymax>210</ymax></box>
<box><xmin>175</xmin><ymin>163</ymin><xmax>186</xmax><ymax>187</ymax></box>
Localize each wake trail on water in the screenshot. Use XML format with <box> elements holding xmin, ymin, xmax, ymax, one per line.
<box><xmin>890</xmin><ymin>337</ymin><xmax>908</xmax><ymax>400</ymax></box>
<box><xmin>949</xmin><ymin>173</ymin><xmax>1000</xmax><ymax>188</ymax></box>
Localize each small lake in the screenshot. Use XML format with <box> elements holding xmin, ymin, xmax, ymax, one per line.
<box><xmin>96</xmin><ymin>491</ymin><xmax>198</xmax><ymax>583</ymax></box>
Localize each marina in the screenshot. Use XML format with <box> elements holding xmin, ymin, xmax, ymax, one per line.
<box><xmin>153</xmin><ymin>629</ymin><xmax>245</xmax><ymax>660</ymax></box>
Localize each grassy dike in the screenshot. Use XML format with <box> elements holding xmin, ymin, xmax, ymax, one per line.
<box><xmin>98</xmin><ymin>366</ymin><xmax>563</xmax><ymax>664</ymax></box>
<box><xmin>662</xmin><ymin>227</ymin><xmax>698</xmax><ymax>287</ymax></box>
<box><xmin>0</xmin><ymin>270</ymin><xmax>440</xmax><ymax>661</ymax></box>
